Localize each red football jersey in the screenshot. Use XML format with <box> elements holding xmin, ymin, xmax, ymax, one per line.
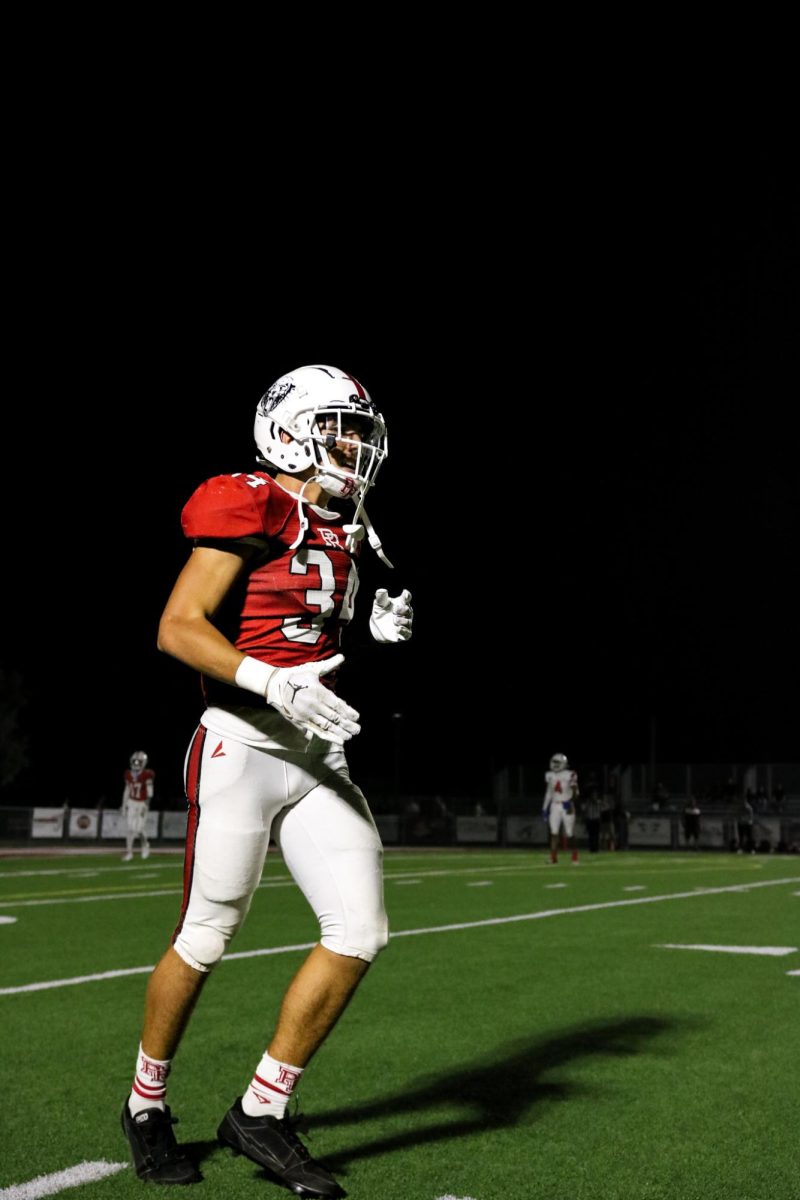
<box><xmin>181</xmin><ymin>472</ymin><xmax>361</xmax><ymax>694</ymax></box>
<box><xmin>124</xmin><ymin>768</ymin><xmax>155</xmax><ymax>802</ymax></box>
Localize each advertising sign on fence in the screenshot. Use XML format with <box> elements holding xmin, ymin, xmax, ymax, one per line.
<box><xmin>456</xmin><ymin>816</ymin><xmax>498</xmax><ymax>844</ymax></box>
<box><xmin>31</xmin><ymin>808</ymin><xmax>66</xmax><ymax>839</ymax></box>
<box><xmin>69</xmin><ymin>809</ymin><xmax>100</xmax><ymax>839</ymax></box>
<box><xmin>506</xmin><ymin>815</ymin><xmax>549</xmax><ymax>845</ymax></box>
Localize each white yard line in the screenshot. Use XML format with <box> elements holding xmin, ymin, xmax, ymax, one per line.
<box><xmin>658</xmin><ymin>943</ymin><xmax>797</xmax><ymax>956</ymax></box>
<box><xmin>0</xmin><ymin>1161</ymin><xmax>127</xmax><ymax>1199</ymax></box>
<box><xmin>2</xmin><ymin>876</ymin><xmax>798</xmax><ymax>997</ymax></box>
<box><xmin>3</xmin><ymin>858</ymin><xmax>781</xmax><ymax>909</ymax></box>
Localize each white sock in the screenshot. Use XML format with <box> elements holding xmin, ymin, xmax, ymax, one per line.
<box><xmin>242</xmin><ymin>1051</ymin><xmax>304</xmax><ymax>1119</ymax></box>
<box><xmin>128</xmin><ymin>1043</ymin><xmax>171</xmax><ymax>1115</ymax></box>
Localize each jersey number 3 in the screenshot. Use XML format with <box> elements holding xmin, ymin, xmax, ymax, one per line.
<box><xmin>281</xmin><ymin>549</ymin><xmax>359</xmax><ymax>644</ymax></box>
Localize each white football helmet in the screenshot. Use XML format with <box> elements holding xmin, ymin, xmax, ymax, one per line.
<box><xmin>130</xmin><ymin>751</ymin><xmax>148</xmax><ymax>771</ymax></box>
<box><xmin>550</xmin><ymin>753</ymin><xmax>568</xmax><ymax>772</ymax></box>
<box><xmin>254</xmin><ymin>365</ymin><xmax>387</xmax><ymax>503</ymax></box>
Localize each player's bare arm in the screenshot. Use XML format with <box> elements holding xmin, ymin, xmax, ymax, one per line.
<box><xmin>157</xmin><ymin>545</ymin><xmax>252</xmax><ymax>683</ymax></box>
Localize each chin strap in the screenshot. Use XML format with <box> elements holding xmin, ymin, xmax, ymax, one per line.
<box><xmin>361</xmin><ymin>506</ymin><xmax>393</xmax><ymax>568</ymax></box>
<box><xmin>286</xmin><ymin>475</ymin><xmax>393</xmax><ymax>567</ymax></box>
<box><xmin>343</xmin><ymin>495</ymin><xmax>393</xmax><ymax>567</ymax></box>
<box><xmin>288</xmin><ymin>479</ymin><xmax>313</xmax><ymax>550</ymax></box>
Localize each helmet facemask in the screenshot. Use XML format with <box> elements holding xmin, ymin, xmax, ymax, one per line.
<box><xmin>254</xmin><ymin>365</ymin><xmax>393</xmax><ymax>565</ymax></box>
<box><xmin>310</xmin><ymin>409</ymin><xmax>387</xmax><ymax>503</ymax></box>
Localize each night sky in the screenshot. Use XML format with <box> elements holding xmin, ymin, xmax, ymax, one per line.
<box><xmin>2</xmin><ymin>151</ymin><xmax>796</xmax><ymax>808</ymax></box>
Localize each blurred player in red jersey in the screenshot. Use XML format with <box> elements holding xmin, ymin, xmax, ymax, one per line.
<box><xmin>542</xmin><ymin>753</ymin><xmax>580</xmax><ymax>864</ymax></box>
<box><xmin>121</xmin><ymin>751</ymin><xmax>154</xmax><ymax>862</ymax></box>
<box><xmin>121</xmin><ymin>366</ymin><xmax>412</xmax><ymax>1196</ymax></box>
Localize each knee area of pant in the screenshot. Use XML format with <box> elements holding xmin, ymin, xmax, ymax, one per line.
<box><xmin>321</xmin><ymin>921</ymin><xmax>389</xmax><ymax>963</ymax></box>
<box><xmin>173</xmin><ymin>924</ymin><xmax>227</xmax><ymax>973</ymax></box>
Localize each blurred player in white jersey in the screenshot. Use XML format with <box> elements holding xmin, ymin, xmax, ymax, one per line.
<box><xmin>121</xmin><ymin>751</ymin><xmax>154</xmax><ymax>862</ymax></box>
<box><xmin>542</xmin><ymin>752</ymin><xmax>580</xmax><ymax>864</ymax></box>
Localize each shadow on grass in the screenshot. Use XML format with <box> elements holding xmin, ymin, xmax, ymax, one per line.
<box><xmin>310</xmin><ymin>1015</ymin><xmax>694</xmax><ymax>1171</ymax></box>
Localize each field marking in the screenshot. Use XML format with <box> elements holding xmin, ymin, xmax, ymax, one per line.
<box><xmin>624</xmin><ymin>885</ymin><xmax>647</xmax><ymax>891</ymax></box>
<box><xmin>0</xmin><ymin>1160</ymin><xmax>127</xmax><ymax>1198</ymax></box>
<box><xmin>0</xmin><ymin>858</ymin><xmax>782</xmax><ymax>905</ymax></box>
<box><xmin>0</xmin><ymin>916</ymin><xmax>17</xmax><ymax>925</ymax></box>
<box><xmin>0</xmin><ymin>888</ymin><xmax>193</xmax><ymax>908</ymax></box>
<box><xmin>657</xmin><ymin>943</ymin><xmax>798</xmax><ymax>956</ymax></box>
<box><xmin>436</xmin><ymin>1195</ymin><xmax>479</xmax><ymax>1199</ymax></box>
<box><xmin>787</xmin><ymin>969</ymin><xmax>800</xmax><ymax>976</ymax></box>
<box><xmin>544</xmin><ymin>883</ymin><xmax>568</xmax><ymax>889</ymax></box>
<box><xmin>0</xmin><ymin>864</ymin><xmax>179</xmax><ymax>879</ymax></box>
<box><xmin>391</xmin><ymin>880</ymin><xmax>422</xmax><ymax>886</ymax></box>
<box><xmin>3</xmin><ymin>876</ymin><xmax>799</xmax><ymax>998</ymax></box>
<box><xmin>466</xmin><ymin>881</ymin><xmax>493</xmax><ymax>887</ymax></box>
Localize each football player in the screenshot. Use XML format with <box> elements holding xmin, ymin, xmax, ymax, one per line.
<box><xmin>121</xmin><ymin>751</ymin><xmax>154</xmax><ymax>862</ymax></box>
<box><xmin>542</xmin><ymin>752</ymin><xmax>580</xmax><ymax>864</ymax></box>
<box><xmin>120</xmin><ymin>365</ymin><xmax>413</xmax><ymax>1196</ymax></box>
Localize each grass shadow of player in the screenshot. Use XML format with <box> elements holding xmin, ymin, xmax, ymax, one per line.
<box><xmin>311</xmin><ymin>1014</ymin><xmax>690</xmax><ymax>1171</ymax></box>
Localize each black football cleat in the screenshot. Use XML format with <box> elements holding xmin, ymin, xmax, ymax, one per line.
<box><xmin>121</xmin><ymin>1101</ymin><xmax>202</xmax><ymax>1184</ymax></box>
<box><xmin>217</xmin><ymin>1097</ymin><xmax>345</xmax><ymax>1198</ymax></box>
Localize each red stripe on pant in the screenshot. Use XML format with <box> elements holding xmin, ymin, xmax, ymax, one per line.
<box><xmin>171</xmin><ymin>724</ymin><xmax>206</xmax><ymax>945</ymax></box>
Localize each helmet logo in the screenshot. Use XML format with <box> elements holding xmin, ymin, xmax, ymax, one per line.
<box><xmin>261</xmin><ymin>379</ymin><xmax>295</xmax><ymax>415</ymax></box>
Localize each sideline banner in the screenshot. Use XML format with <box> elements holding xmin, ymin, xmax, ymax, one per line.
<box><xmin>101</xmin><ymin>810</ymin><xmax>159</xmax><ymax>839</ymax></box>
<box><xmin>629</xmin><ymin>816</ymin><xmax>672</xmax><ymax>846</ymax></box>
<box><xmin>456</xmin><ymin>816</ymin><xmax>498</xmax><ymax>844</ymax></box>
<box><xmin>161</xmin><ymin>811</ymin><xmax>189</xmax><ymax>839</ymax></box>
<box><xmin>69</xmin><ymin>809</ymin><xmax>100</xmax><ymax>838</ymax></box>
<box><xmin>506</xmin><ymin>815</ymin><xmax>549</xmax><ymax>845</ymax></box>
<box><xmin>32</xmin><ymin>808</ymin><xmax>65</xmax><ymax>839</ymax></box>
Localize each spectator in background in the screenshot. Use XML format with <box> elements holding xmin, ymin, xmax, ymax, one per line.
<box><xmin>683</xmin><ymin>797</ymin><xmax>701</xmax><ymax>849</ymax></box>
<box><xmin>756</xmin><ymin>785</ymin><xmax>769</xmax><ymax>814</ymax></box>
<box><xmin>723</xmin><ymin>776</ymin><xmax>737</xmax><ymax>808</ymax></box>
<box><xmin>428</xmin><ymin>795</ymin><xmax>455</xmax><ymax>842</ymax></box>
<box><xmin>613</xmin><ymin>796</ymin><xmax>630</xmax><ymax>850</ymax></box>
<box><xmin>402</xmin><ymin>797</ymin><xmax>424</xmax><ymax>843</ymax></box>
<box><xmin>600</xmin><ymin>793</ymin><xmax>616</xmax><ymax>850</ymax></box>
<box><xmin>582</xmin><ymin>786</ymin><xmax>602</xmax><ymax>854</ymax></box>
<box><xmin>736</xmin><ymin>794</ymin><xmax>755</xmax><ymax>854</ymax></box>
<box><xmin>771</xmin><ymin>781</ymin><xmax>786</xmax><ymax>814</ymax></box>
<box><xmin>652</xmin><ymin>781</ymin><xmax>670</xmax><ymax>812</ymax></box>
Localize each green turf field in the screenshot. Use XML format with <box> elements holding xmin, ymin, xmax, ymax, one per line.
<box><xmin>1</xmin><ymin>849</ymin><xmax>798</xmax><ymax>1199</ymax></box>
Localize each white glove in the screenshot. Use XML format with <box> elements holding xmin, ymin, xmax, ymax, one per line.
<box><xmin>370</xmin><ymin>588</ymin><xmax>413</xmax><ymax>643</ymax></box>
<box><xmin>265</xmin><ymin>653</ymin><xmax>361</xmax><ymax>744</ymax></box>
